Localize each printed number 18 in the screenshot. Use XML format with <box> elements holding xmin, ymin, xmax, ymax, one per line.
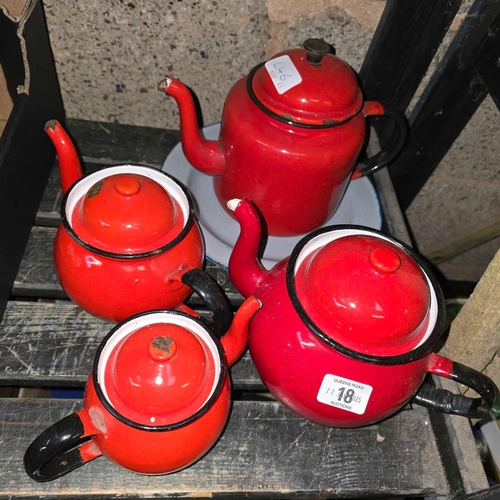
<box><xmin>337</xmin><ymin>387</ymin><xmax>355</xmax><ymax>404</ymax></box>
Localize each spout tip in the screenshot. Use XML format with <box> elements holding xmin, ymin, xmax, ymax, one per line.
<box><xmin>227</xmin><ymin>198</ymin><xmax>243</xmax><ymax>212</ymax></box>
<box><xmin>158</xmin><ymin>77</ymin><xmax>173</xmax><ymax>93</ymax></box>
<box><xmin>44</xmin><ymin>119</ymin><xmax>59</xmax><ymax>132</ymax></box>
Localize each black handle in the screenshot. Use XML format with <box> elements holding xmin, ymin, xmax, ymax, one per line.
<box><xmin>24</xmin><ymin>412</ymin><xmax>100</xmax><ymax>482</ymax></box>
<box><xmin>412</xmin><ymin>361</ymin><xmax>498</xmax><ymax>417</ymax></box>
<box><xmin>356</xmin><ymin>102</ymin><xmax>408</xmax><ymax>177</ymax></box>
<box><xmin>181</xmin><ymin>267</ymin><xmax>232</xmax><ymax>338</ymax></box>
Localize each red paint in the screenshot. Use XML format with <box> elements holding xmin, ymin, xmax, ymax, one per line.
<box><xmin>227</xmin><ymin>199</ymin><xmax>452</xmax><ymax>427</ymax></box>
<box><xmin>161</xmin><ymin>43</ymin><xmax>396</xmax><ymax>236</ymax></box>
<box><xmin>51</xmin><ymin>298</ymin><xmax>260</xmax><ymax>475</ymax></box>
<box><xmin>47</xmin><ymin>120</ymin><xmax>205</xmax><ymax>323</ymax></box>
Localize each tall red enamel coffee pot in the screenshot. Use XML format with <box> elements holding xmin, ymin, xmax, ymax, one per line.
<box><xmin>47</xmin><ymin>120</ymin><xmax>223</xmax><ymax>323</ymax></box>
<box><xmin>160</xmin><ymin>38</ymin><xmax>408</xmax><ymax>236</ymax></box>
<box><xmin>24</xmin><ymin>296</ymin><xmax>261</xmax><ymax>481</ymax></box>
<box><xmin>226</xmin><ymin>198</ymin><xmax>498</xmax><ymax>427</ymax></box>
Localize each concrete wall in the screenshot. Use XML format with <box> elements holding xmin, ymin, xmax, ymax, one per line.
<box><xmin>41</xmin><ymin>0</ymin><xmax>499</xmax><ymax>285</ymax></box>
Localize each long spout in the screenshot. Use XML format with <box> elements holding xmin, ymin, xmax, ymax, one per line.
<box><xmin>45</xmin><ymin>120</ymin><xmax>83</xmax><ymax>195</ymax></box>
<box><xmin>158</xmin><ymin>77</ymin><xmax>225</xmax><ymax>176</ymax></box>
<box><xmin>221</xmin><ymin>295</ymin><xmax>261</xmax><ymax>366</ymax></box>
<box><xmin>227</xmin><ymin>198</ymin><xmax>268</xmax><ymax>298</ymax></box>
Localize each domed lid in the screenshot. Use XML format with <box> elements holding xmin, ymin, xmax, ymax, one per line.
<box><xmin>295</xmin><ymin>235</ymin><xmax>431</xmax><ymax>356</ymax></box>
<box><xmin>103</xmin><ymin>322</ymin><xmax>217</xmax><ymax>427</ymax></box>
<box><xmin>73</xmin><ymin>173</ymin><xmax>184</xmax><ymax>253</ymax></box>
<box><xmin>251</xmin><ymin>39</ymin><xmax>363</xmax><ymax>126</ymax></box>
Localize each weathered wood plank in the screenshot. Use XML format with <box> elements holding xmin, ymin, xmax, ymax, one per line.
<box><xmin>0</xmin><ymin>397</ymin><xmax>450</xmax><ymax>498</ymax></box>
<box><xmin>13</xmin><ymin>226</ymin><xmax>243</xmax><ymax>305</ymax></box>
<box><xmin>0</xmin><ymin>301</ymin><xmax>262</xmax><ymax>391</ymax></box>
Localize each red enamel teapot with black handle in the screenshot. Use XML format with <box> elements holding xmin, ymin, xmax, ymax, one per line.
<box><xmin>226</xmin><ymin>198</ymin><xmax>498</xmax><ymax>427</ymax></box>
<box><xmin>160</xmin><ymin>38</ymin><xmax>408</xmax><ymax>236</ymax></box>
<box><xmin>24</xmin><ymin>296</ymin><xmax>261</xmax><ymax>481</ymax></box>
<box><xmin>47</xmin><ymin>120</ymin><xmax>224</xmax><ymax>323</ymax></box>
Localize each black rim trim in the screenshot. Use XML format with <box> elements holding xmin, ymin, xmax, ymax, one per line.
<box><xmin>60</xmin><ymin>165</ymin><xmax>196</xmax><ymax>259</ymax></box>
<box><xmin>246</xmin><ymin>62</ymin><xmax>361</xmax><ymax>129</ymax></box>
<box><xmin>92</xmin><ymin>309</ymin><xmax>227</xmax><ymax>431</ymax></box>
<box><xmin>286</xmin><ymin>225</ymin><xmax>447</xmax><ymax>366</ymax></box>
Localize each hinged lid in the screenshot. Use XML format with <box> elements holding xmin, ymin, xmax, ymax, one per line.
<box><xmin>72</xmin><ymin>173</ymin><xmax>184</xmax><ymax>253</ymax></box>
<box><xmin>250</xmin><ymin>38</ymin><xmax>363</xmax><ymax>126</ymax></box>
<box><xmin>295</xmin><ymin>234</ymin><xmax>431</xmax><ymax>356</ymax></box>
<box><xmin>103</xmin><ymin>322</ymin><xmax>218</xmax><ymax>427</ymax></box>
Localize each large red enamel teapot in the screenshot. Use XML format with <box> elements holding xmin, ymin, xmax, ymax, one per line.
<box><xmin>227</xmin><ymin>198</ymin><xmax>498</xmax><ymax>427</ymax></box>
<box><xmin>47</xmin><ymin>120</ymin><xmax>220</xmax><ymax>323</ymax></box>
<box><xmin>159</xmin><ymin>38</ymin><xmax>408</xmax><ymax>237</ymax></box>
<box><xmin>24</xmin><ymin>296</ymin><xmax>261</xmax><ymax>481</ymax></box>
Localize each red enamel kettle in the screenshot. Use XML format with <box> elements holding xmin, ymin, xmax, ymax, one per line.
<box><xmin>24</xmin><ymin>296</ymin><xmax>261</xmax><ymax>481</ymax></box>
<box><xmin>47</xmin><ymin>120</ymin><xmax>220</xmax><ymax>323</ymax></box>
<box><xmin>160</xmin><ymin>38</ymin><xmax>407</xmax><ymax>237</ymax></box>
<box><xmin>226</xmin><ymin>198</ymin><xmax>498</xmax><ymax>427</ymax></box>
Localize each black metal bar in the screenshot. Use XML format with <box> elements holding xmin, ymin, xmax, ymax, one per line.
<box><xmin>389</xmin><ymin>0</ymin><xmax>500</xmax><ymax>211</ymax></box>
<box><xmin>359</xmin><ymin>0</ymin><xmax>463</xmax><ymax>112</ymax></box>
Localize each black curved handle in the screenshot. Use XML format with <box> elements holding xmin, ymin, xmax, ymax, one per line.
<box><xmin>412</xmin><ymin>361</ymin><xmax>499</xmax><ymax>417</ymax></box>
<box><xmin>181</xmin><ymin>267</ymin><xmax>232</xmax><ymax>338</ymax></box>
<box><xmin>356</xmin><ymin>102</ymin><xmax>408</xmax><ymax>177</ymax></box>
<box><xmin>24</xmin><ymin>412</ymin><xmax>100</xmax><ymax>482</ymax></box>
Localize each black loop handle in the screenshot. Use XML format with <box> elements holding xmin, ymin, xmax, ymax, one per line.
<box><xmin>356</xmin><ymin>102</ymin><xmax>408</xmax><ymax>177</ymax></box>
<box><xmin>24</xmin><ymin>412</ymin><xmax>98</xmax><ymax>482</ymax></box>
<box><xmin>412</xmin><ymin>361</ymin><xmax>498</xmax><ymax>417</ymax></box>
<box><xmin>181</xmin><ymin>267</ymin><xmax>232</xmax><ymax>338</ymax></box>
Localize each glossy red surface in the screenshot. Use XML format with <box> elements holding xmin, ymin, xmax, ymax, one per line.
<box><xmin>163</xmin><ymin>45</ymin><xmax>389</xmax><ymax>236</ymax></box>
<box><xmin>80</xmin><ymin>375</ymin><xmax>231</xmax><ymax>474</ymax></box>
<box><xmin>295</xmin><ymin>235</ymin><xmax>431</xmax><ymax>356</ymax></box>
<box><xmin>75</xmin><ymin>173</ymin><xmax>183</xmax><ymax>254</ymax></box>
<box><xmin>252</xmin><ymin>48</ymin><xmax>362</xmax><ymax>125</ymax></box>
<box><xmin>228</xmin><ymin>199</ymin><xmax>447</xmax><ymax>427</ymax></box>
<box><xmin>106</xmin><ymin>323</ymin><xmax>215</xmax><ymax>426</ymax></box>
<box><xmin>54</xmin><ymin>220</ymin><xmax>204</xmax><ymax>323</ymax></box>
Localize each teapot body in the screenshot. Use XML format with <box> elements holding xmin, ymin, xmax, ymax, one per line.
<box><xmin>247</xmin><ymin>260</ymin><xmax>429</xmax><ymax>427</ymax></box>
<box><xmin>54</xmin><ymin>165</ymin><xmax>204</xmax><ymax>323</ymax></box>
<box><xmin>81</xmin><ymin>374</ymin><xmax>231</xmax><ymax>474</ymax></box>
<box><xmin>54</xmin><ymin>223</ymin><xmax>203</xmax><ymax>323</ymax></box>
<box><xmin>215</xmin><ymin>78</ymin><xmax>367</xmax><ymax>236</ymax></box>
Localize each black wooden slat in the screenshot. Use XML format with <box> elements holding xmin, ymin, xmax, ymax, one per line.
<box><xmin>0</xmin><ymin>1</ymin><xmax>64</xmax><ymax>322</ymax></box>
<box><xmin>359</xmin><ymin>0</ymin><xmax>462</xmax><ymax>111</ymax></box>
<box><xmin>0</xmin><ymin>301</ymin><xmax>261</xmax><ymax>391</ymax></box>
<box><xmin>63</xmin><ymin>118</ymin><xmax>181</xmax><ymax>167</ymax></box>
<box><xmin>0</xmin><ymin>398</ymin><xmax>450</xmax><ymax>498</ymax></box>
<box><xmin>389</xmin><ymin>0</ymin><xmax>500</xmax><ymax>210</ymax></box>
<box><xmin>13</xmin><ymin>226</ymin><xmax>243</xmax><ymax>304</ymax></box>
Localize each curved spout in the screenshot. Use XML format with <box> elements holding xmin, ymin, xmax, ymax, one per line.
<box><xmin>45</xmin><ymin>120</ymin><xmax>83</xmax><ymax>195</ymax></box>
<box><xmin>221</xmin><ymin>295</ymin><xmax>261</xmax><ymax>366</ymax></box>
<box><xmin>227</xmin><ymin>198</ymin><xmax>268</xmax><ymax>298</ymax></box>
<box><xmin>158</xmin><ymin>77</ymin><xmax>225</xmax><ymax>176</ymax></box>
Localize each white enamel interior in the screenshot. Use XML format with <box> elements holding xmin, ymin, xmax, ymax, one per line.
<box><xmin>65</xmin><ymin>165</ymin><xmax>190</xmax><ymax>232</ymax></box>
<box><xmin>97</xmin><ymin>312</ymin><xmax>222</xmax><ymax>422</ymax></box>
<box><xmin>293</xmin><ymin>228</ymin><xmax>438</xmax><ymax>351</ymax></box>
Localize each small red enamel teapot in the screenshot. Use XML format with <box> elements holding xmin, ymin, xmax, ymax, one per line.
<box><xmin>47</xmin><ymin>120</ymin><xmax>217</xmax><ymax>323</ymax></box>
<box><xmin>159</xmin><ymin>38</ymin><xmax>407</xmax><ymax>237</ymax></box>
<box><xmin>227</xmin><ymin>198</ymin><xmax>498</xmax><ymax>427</ymax></box>
<box><xmin>24</xmin><ymin>296</ymin><xmax>261</xmax><ymax>481</ymax></box>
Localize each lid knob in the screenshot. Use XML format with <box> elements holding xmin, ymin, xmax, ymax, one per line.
<box><xmin>149</xmin><ymin>335</ymin><xmax>177</xmax><ymax>361</ymax></box>
<box><xmin>115</xmin><ymin>176</ymin><xmax>141</xmax><ymax>196</ymax></box>
<box><xmin>303</xmin><ymin>38</ymin><xmax>333</xmax><ymax>65</ymax></box>
<box><xmin>369</xmin><ymin>247</ymin><xmax>401</xmax><ymax>273</ymax></box>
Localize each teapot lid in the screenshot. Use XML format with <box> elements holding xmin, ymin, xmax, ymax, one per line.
<box><xmin>98</xmin><ymin>317</ymin><xmax>221</xmax><ymax>428</ymax></box>
<box><xmin>71</xmin><ymin>172</ymin><xmax>184</xmax><ymax>254</ymax></box>
<box><xmin>294</xmin><ymin>233</ymin><xmax>431</xmax><ymax>356</ymax></box>
<box><xmin>250</xmin><ymin>38</ymin><xmax>363</xmax><ymax>127</ymax></box>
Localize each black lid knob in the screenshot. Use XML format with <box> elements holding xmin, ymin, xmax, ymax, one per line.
<box><xmin>303</xmin><ymin>38</ymin><xmax>333</xmax><ymax>65</ymax></box>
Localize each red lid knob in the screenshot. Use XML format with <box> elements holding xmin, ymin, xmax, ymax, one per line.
<box><xmin>295</xmin><ymin>235</ymin><xmax>430</xmax><ymax>356</ymax></box>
